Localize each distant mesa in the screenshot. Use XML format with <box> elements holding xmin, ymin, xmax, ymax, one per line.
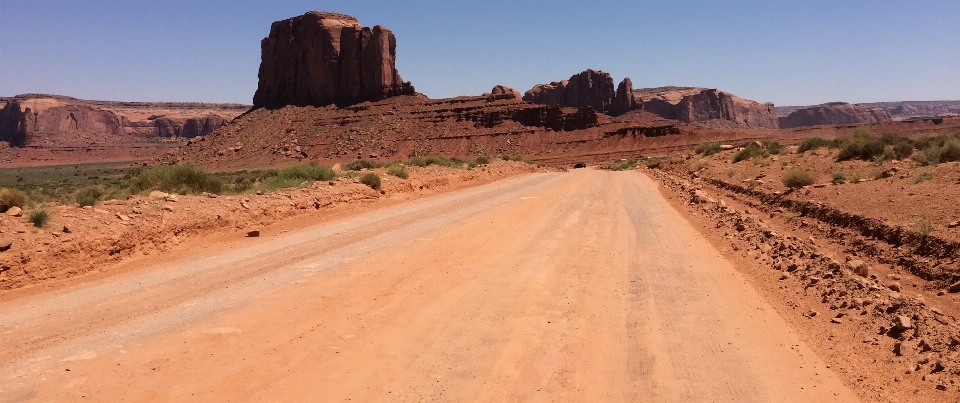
<box><xmin>634</xmin><ymin>87</ymin><xmax>779</xmax><ymax>129</ymax></box>
<box><xmin>779</xmin><ymin>102</ymin><xmax>892</xmax><ymax>129</ymax></box>
<box><xmin>522</xmin><ymin>69</ymin><xmax>641</xmax><ymax>116</ymax></box>
<box><xmin>252</xmin><ymin>11</ymin><xmax>415</xmax><ymax>109</ymax></box>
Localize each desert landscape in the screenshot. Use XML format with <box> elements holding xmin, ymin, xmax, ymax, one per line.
<box><xmin>1</xmin><ymin>7</ymin><xmax>960</xmax><ymax>403</ymax></box>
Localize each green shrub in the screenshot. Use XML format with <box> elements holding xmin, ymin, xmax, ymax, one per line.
<box><xmin>386</xmin><ymin>164</ymin><xmax>409</xmax><ymax>179</ymax></box>
<box><xmin>836</xmin><ymin>128</ymin><xmax>885</xmax><ymax>162</ymax></box>
<box><xmin>408</xmin><ymin>156</ymin><xmax>427</xmax><ymax>167</ymax></box>
<box><xmin>473</xmin><ymin>156</ymin><xmax>491</xmax><ymax>165</ymax></box>
<box><xmin>0</xmin><ymin>188</ymin><xmax>28</xmax><ymax>212</ymax></box>
<box><xmin>831</xmin><ymin>170</ymin><xmax>846</xmax><ymax>184</ymax></box>
<box><xmin>360</xmin><ymin>173</ymin><xmax>381</xmax><ymax>190</ymax></box>
<box><xmin>276</xmin><ymin>164</ymin><xmax>336</xmax><ymax>181</ymax></box>
<box><xmin>341</xmin><ymin>159</ymin><xmax>379</xmax><ymax>171</ymax></box>
<box><xmin>128</xmin><ymin>165</ymin><xmax>224</xmax><ymax>195</ymax></box>
<box><xmin>892</xmin><ymin>142</ymin><xmax>914</xmax><ymax>160</ymax></box>
<box><xmin>797</xmin><ymin>137</ymin><xmax>836</xmax><ymax>153</ymax></box>
<box><xmin>73</xmin><ymin>185</ymin><xmax>105</xmax><ymax>207</ymax></box>
<box><xmin>782</xmin><ymin>168</ymin><xmax>816</xmax><ymax>188</ymax></box>
<box><xmin>695</xmin><ymin>141</ymin><xmax>722</xmax><ymax>156</ymax></box>
<box><xmin>914</xmin><ymin>171</ymin><xmax>934</xmax><ymax>183</ymax></box>
<box><xmin>497</xmin><ymin>154</ymin><xmax>523</xmax><ymax>161</ymax></box>
<box><xmin>732</xmin><ymin>143</ymin><xmax>764</xmax><ymax>163</ymax></box>
<box><xmin>28</xmin><ymin>209</ymin><xmax>49</xmax><ymax>228</ymax></box>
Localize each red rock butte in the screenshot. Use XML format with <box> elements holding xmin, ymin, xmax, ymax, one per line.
<box><xmin>252</xmin><ymin>11</ymin><xmax>415</xmax><ymax>109</ymax></box>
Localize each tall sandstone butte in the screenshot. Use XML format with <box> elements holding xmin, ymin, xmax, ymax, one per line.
<box><xmin>523</xmin><ymin>69</ymin><xmax>640</xmax><ymax>116</ymax></box>
<box><xmin>252</xmin><ymin>11</ymin><xmax>415</xmax><ymax>109</ymax></box>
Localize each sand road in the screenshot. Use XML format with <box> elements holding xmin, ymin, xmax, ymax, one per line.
<box><xmin>0</xmin><ymin>169</ymin><xmax>859</xmax><ymax>402</ymax></box>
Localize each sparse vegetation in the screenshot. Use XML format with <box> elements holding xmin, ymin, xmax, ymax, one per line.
<box><xmin>913</xmin><ymin>214</ymin><xmax>933</xmax><ymax>237</ymax></box>
<box><xmin>914</xmin><ymin>135</ymin><xmax>960</xmax><ymax>166</ymax></box>
<box><xmin>341</xmin><ymin>159</ymin><xmax>379</xmax><ymax>171</ymax></box>
<box><xmin>473</xmin><ymin>156</ymin><xmax>491</xmax><ymax>165</ymax></box>
<box><xmin>386</xmin><ymin>163</ymin><xmax>409</xmax><ymax>179</ymax></box>
<box><xmin>914</xmin><ymin>170</ymin><xmax>934</xmax><ymax>183</ymax></box>
<box><xmin>28</xmin><ymin>209</ymin><xmax>49</xmax><ymax>228</ymax></box>
<box><xmin>128</xmin><ymin>165</ymin><xmax>224</xmax><ymax>195</ymax></box>
<box><xmin>0</xmin><ymin>187</ymin><xmax>28</xmax><ymax>212</ymax></box>
<box><xmin>782</xmin><ymin>168</ymin><xmax>816</xmax><ymax>188</ymax></box>
<box><xmin>360</xmin><ymin>173</ymin><xmax>381</xmax><ymax>190</ymax></box>
<box><xmin>497</xmin><ymin>154</ymin><xmax>523</xmax><ymax>162</ymax></box>
<box><xmin>73</xmin><ymin>185</ymin><xmax>106</xmax><ymax>207</ymax></box>
<box><xmin>695</xmin><ymin>141</ymin><xmax>723</xmax><ymax>156</ymax></box>
<box><xmin>609</xmin><ymin>159</ymin><xmax>636</xmax><ymax>171</ymax></box>
<box><xmin>732</xmin><ymin>140</ymin><xmax>783</xmax><ymax>163</ymax></box>
<box><xmin>831</xmin><ymin>170</ymin><xmax>846</xmax><ymax>184</ymax></box>
<box><xmin>797</xmin><ymin>137</ymin><xmax>836</xmax><ymax>154</ymax></box>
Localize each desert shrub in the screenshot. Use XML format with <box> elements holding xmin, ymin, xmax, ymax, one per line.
<box><xmin>360</xmin><ymin>173</ymin><xmax>381</xmax><ymax>190</ymax></box>
<box><xmin>341</xmin><ymin>159</ymin><xmax>379</xmax><ymax>171</ymax></box>
<box><xmin>28</xmin><ymin>209</ymin><xmax>49</xmax><ymax>228</ymax></box>
<box><xmin>386</xmin><ymin>163</ymin><xmax>409</xmax><ymax>179</ymax></box>
<box><xmin>276</xmin><ymin>164</ymin><xmax>336</xmax><ymax>181</ymax></box>
<box><xmin>797</xmin><ymin>137</ymin><xmax>836</xmax><ymax>153</ymax></box>
<box><xmin>831</xmin><ymin>170</ymin><xmax>846</xmax><ymax>184</ymax></box>
<box><xmin>836</xmin><ymin>128</ymin><xmax>885</xmax><ymax>162</ymax></box>
<box><xmin>497</xmin><ymin>154</ymin><xmax>523</xmax><ymax>161</ymax></box>
<box><xmin>612</xmin><ymin>159</ymin><xmax>636</xmax><ymax>171</ymax></box>
<box><xmin>941</xmin><ymin>137</ymin><xmax>960</xmax><ymax>163</ymax></box>
<box><xmin>409</xmin><ymin>156</ymin><xmax>427</xmax><ymax>167</ymax></box>
<box><xmin>0</xmin><ymin>188</ymin><xmax>28</xmax><ymax>212</ymax></box>
<box><xmin>424</xmin><ymin>156</ymin><xmax>462</xmax><ymax>168</ymax></box>
<box><xmin>129</xmin><ymin>165</ymin><xmax>224</xmax><ymax>195</ymax></box>
<box><xmin>914</xmin><ymin>170</ymin><xmax>934</xmax><ymax>183</ymax></box>
<box><xmin>732</xmin><ymin>143</ymin><xmax>764</xmax><ymax>163</ymax></box>
<box><xmin>914</xmin><ymin>215</ymin><xmax>933</xmax><ymax>237</ymax></box>
<box><xmin>782</xmin><ymin>168</ymin><xmax>816</xmax><ymax>188</ymax></box>
<box><xmin>892</xmin><ymin>141</ymin><xmax>914</xmax><ymax>160</ymax></box>
<box><xmin>473</xmin><ymin>156</ymin><xmax>491</xmax><ymax>165</ymax></box>
<box><xmin>73</xmin><ymin>185</ymin><xmax>105</xmax><ymax>207</ymax></box>
<box><xmin>763</xmin><ymin>140</ymin><xmax>785</xmax><ymax>155</ymax></box>
<box><xmin>695</xmin><ymin>141</ymin><xmax>722</xmax><ymax>156</ymax></box>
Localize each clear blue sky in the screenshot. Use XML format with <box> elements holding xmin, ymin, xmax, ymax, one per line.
<box><xmin>2</xmin><ymin>0</ymin><xmax>958</xmax><ymax>106</ymax></box>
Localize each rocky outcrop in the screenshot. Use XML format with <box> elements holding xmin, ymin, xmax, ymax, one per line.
<box><xmin>611</xmin><ymin>78</ymin><xmax>640</xmax><ymax>116</ymax></box>
<box><xmin>252</xmin><ymin>11</ymin><xmax>415</xmax><ymax>109</ymax></box>
<box><xmin>490</xmin><ymin>85</ymin><xmax>522</xmax><ymax>101</ymax></box>
<box><xmin>154</xmin><ymin>115</ymin><xmax>230</xmax><ymax>138</ymax></box>
<box><xmin>636</xmin><ymin>87</ymin><xmax>779</xmax><ymax>128</ymax></box>
<box><xmin>0</xmin><ymin>98</ymin><xmax>122</xmax><ymax>146</ymax></box>
<box><xmin>779</xmin><ymin>102</ymin><xmax>893</xmax><ymax>129</ymax></box>
<box><xmin>523</xmin><ymin>69</ymin><xmax>640</xmax><ymax>116</ymax></box>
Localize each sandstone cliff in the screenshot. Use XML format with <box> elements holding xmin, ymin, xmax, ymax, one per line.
<box><xmin>522</xmin><ymin>69</ymin><xmax>640</xmax><ymax>116</ymax></box>
<box><xmin>635</xmin><ymin>87</ymin><xmax>779</xmax><ymax>129</ymax></box>
<box><xmin>779</xmin><ymin>102</ymin><xmax>893</xmax><ymax>129</ymax></box>
<box><xmin>252</xmin><ymin>11</ymin><xmax>415</xmax><ymax>109</ymax></box>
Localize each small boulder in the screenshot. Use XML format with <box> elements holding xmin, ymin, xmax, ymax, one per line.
<box><xmin>846</xmin><ymin>259</ymin><xmax>870</xmax><ymax>277</ymax></box>
<box><xmin>0</xmin><ymin>239</ymin><xmax>12</xmax><ymax>252</ymax></box>
<box><xmin>246</xmin><ymin>230</ymin><xmax>260</xmax><ymax>237</ymax></box>
<box><xmin>948</xmin><ymin>220</ymin><xmax>960</xmax><ymax>228</ymax></box>
<box><xmin>948</xmin><ymin>281</ymin><xmax>960</xmax><ymax>293</ymax></box>
<box><xmin>888</xmin><ymin>282</ymin><xmax>902</xmax><ymax>292</ymax></box>
<box><xmin>894</xmin><ymin>315</ymin><xmax>913</xmax><ymax>330</ymax></box>
<box><xmin>5</xmin><ymin>206</ymin><xmax>22</xmax><ymax>217</ymax></box>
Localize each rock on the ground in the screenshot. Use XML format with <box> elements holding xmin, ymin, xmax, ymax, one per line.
<box><xmin>894</xmin><ymin>315</ymin><xmax>914</xmax><ymax>330</ymax></box>
<box><xmin>5</xmin><ymin>206</ymin><xmax>22</xmax><ymax>216</ymax></box>
<box><xmin>0</xmin><ymin>239</ymin><xmax>11</xmax><ymax>252</ymax></box>
<box><xmin>246</xmin><ymin>230</ymin><xmax>260</xmax><ymax>237</ymax></box>
<box><xmin>252</xmin><ymin>11</ymin><xmax>415</xmax><ymax>109</ymax></box>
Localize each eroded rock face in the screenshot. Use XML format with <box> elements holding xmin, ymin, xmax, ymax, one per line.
<box><xmin>636</xmin><ymin>87</ymin><xmax>779</xmax><ymax>128</ymax></box>
<box><xmin>779</xmin><ymin>102</ymin><xmax>893</xmax><ymax>129</ymax></box>
<box><xmin>0</xmin><ymin>98</ymin><xmax>122</xmax><ymax>146</ymax></box>
<box><xmin>252</xmin><ymin>11</ymin><xmax>415</xmax><ymax>109</ymax></box>
<box><xmin>611</xmin><ymin>78</ymin><xmax>641</xmax><ymax>116</ymax></box>
<box><xmin>523</xmin><ymin>69</ymin><xmax>640</xmax><ymax>116</ymax></box>
<box><xmin>154</xmin><ymin>116</ymin><xmax>230</xmax><ymax>138</ymax></box>
<box><xmin>490</xmin><ymin>85</ymin><xmax>522</xmax><ymax>101</ymax></box>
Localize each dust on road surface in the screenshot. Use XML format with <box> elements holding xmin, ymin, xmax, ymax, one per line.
<box><xmin>0</xmin><ymin>169</ymin><xmax>858</xmax><ymax>402</ymax></box>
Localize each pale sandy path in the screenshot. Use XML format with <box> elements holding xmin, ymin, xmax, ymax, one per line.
<box><xmin>0</xmin><ymin>169</ymin><xmax>859</xmax><ymax>402</ymax></box>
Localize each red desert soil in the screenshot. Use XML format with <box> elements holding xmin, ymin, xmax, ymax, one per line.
<box><xmin>1</xmin><ymin>169</ymin><xmax>861</xmax><ymax>402</ymax></box>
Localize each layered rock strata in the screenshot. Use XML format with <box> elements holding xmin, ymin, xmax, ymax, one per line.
<box><xmin>636</xmin><ymin>87</ymin><xmax>779</xmax><ymax>128</ymax></box>
<box><xmin>779</xmin><ymin>102</ymin><xmax>893</xmax><ymax>128</ymax></box>
<box><xmin>252</xmin><ymin>11</ymin><xmax>414</xmax><ymax>109</ymax></box>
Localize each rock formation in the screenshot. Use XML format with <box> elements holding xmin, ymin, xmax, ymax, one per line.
<box><xmin>611</xmin><ymin>77</ymin><xmax>640</xmax><ymax>116</ymax></box>
<box><xmin>635</xmin><ymin>87</ymin><xmax>779</xmax><ymax>128</ymax></box>
<box><xmin>252</xmin><ymin>11</ymin><xmax>415</xmax><ymax>109</ymax></box>
<box><xmin>490</xmin><ymin>85</ymin><xmax>522</xmax><ymax>101</ymax></box>
<box><xmin>0</xmin><ymin>98</ymin><xmax>122</xmax><ymax>146</ymax></box>
<box><xmin>779</xmin><ymin>102</ymin><xmax>893</xmax><ymax>129</ymax></box>
<box><xmin>154</xmin><ymin>115</ymin><xmax>230</xmax><ymax>138</ymax></box>
<box><xmin>523</xmin><ymin>69</ymin><xmax>640</xmax><ymax>116</ymax></box>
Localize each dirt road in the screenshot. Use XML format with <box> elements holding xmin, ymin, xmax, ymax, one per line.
<box><xmin>0</xmin><ymin>169</ymin><xmax>858</xmax><ymax>402</ymax></box>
